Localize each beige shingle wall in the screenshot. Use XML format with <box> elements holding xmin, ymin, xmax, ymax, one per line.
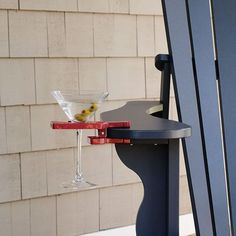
<box><xmin>0</xmin><ymin>0</ymin><xmax>191</xmax><ymax>235</ymax></box>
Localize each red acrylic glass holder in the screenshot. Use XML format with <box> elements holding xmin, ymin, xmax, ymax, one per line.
<box><xmin>51</xmin><ymin>121</ymin><xmax>131</xmax><ymax>144</ymax></box>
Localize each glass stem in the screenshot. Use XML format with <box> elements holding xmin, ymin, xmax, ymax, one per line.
<box><xmin>75</xmin><ymin>129</ymin><xmax>83</xmax><ymax>181</ymax></box>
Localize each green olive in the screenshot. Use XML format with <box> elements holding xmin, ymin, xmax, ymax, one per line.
<box><xmin>74</xmin><ymin>113</ymin><xmax>87</xmax><ymax>122</ymax></box>
<box><xmin>89</xmin><ymin>103</ymin><xmax>98</xmax><ymax>112</ymax></box>
<box><xmin>81</xmin><ymin>109</ymin><xmax>91</xmax><ymax>116</ymax></box>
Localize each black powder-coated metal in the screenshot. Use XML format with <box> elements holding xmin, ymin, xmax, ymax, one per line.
<box><xmin>161</xmin><ymin>0</ymin><xmax>214</xmax><ymax>235</ymax></box>
<box><xmin>115</xmin><ymin>140</ymin><xmax>179</xmax><ymax>235</ymax></box>
<box><xmin>155</xmin><ymin>54</ymin><xmax>170</xmax><ymax>71</ymax></box>
<box><xmin>167</xmin><ymin>139</ymin><xmax>179</xmax><ymax>235</ymax></box>
<box><xmin>101</xmin><ymin>100</ymin><xmax>189</xmax><ymax>235</ymax></box>
<box><xmin>159</xmin><ymin>57</ymin><xmax>171</xmax><ymax>119</ymax></box>
<box><xmin>101</xmin><ymin>101</ymin><xmax>191</xmax><ymax>140</ymax></box>
<box><xmin>212</xmin><ymin>0</ymin><xmax>236</xmax><ymax>234</ymax></box>
<box><xmin>186</xmin><ymin>0</ymin><xmax>230</xmax><ymax>235</ymax></box>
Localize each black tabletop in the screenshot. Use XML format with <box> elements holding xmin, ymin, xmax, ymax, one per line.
<box><xmin>101</xmin><ymin>101</ymin><xmax>191</xmax><ymax>140</ymax></box>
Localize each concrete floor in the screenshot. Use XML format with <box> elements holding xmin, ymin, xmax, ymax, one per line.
<box><xmin>83</xmin><ymin>214</ymin><xmax>195</xmax><ymax>236</ymax></box>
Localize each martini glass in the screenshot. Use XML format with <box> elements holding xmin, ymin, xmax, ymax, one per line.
<box><xmin>51</xmin><ymin>90</ymin><xmax>109</xmax><ymax>190</ymax></box>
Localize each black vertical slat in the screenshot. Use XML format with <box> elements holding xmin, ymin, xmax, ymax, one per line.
<box><xmin>186</xmin><ymin>0</ymin><xmax>230</xmax><ymax>235</ymax></box>
<box><xmin>161</xmin><ymin>0</ymin><xmax>214</xmax><ymax>235</ymax></box>
<box><xmin>212</xmin><ymin>0</ymin><xmax>236</xmax><ymax>234</ymax></box>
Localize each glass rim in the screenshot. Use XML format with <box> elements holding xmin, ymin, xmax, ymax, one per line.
<box><xmin>51</xmin><ymin>89</ymin><xmax>109</xmax><ymax>96</ymax></box>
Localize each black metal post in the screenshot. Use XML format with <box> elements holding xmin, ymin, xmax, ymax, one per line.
<box><xmin>155</xmin><ymin>54</ymin><xmax>171</xmax><ymax>119</ymax></box>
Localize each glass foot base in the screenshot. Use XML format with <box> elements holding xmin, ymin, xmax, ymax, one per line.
<box><xmin>62</xmin><ymin>179</ymin><xmax>96</xmax><ymax>191</ymax></box>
